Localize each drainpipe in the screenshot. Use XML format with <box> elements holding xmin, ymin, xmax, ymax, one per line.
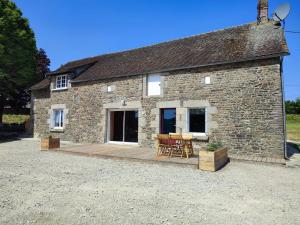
<box><xmin>280</xmin><ymin>57</ymin><xmax>287</xmax><ymax>159</ymax></box>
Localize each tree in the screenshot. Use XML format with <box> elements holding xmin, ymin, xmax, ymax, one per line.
<box><xmin>285</xmin><ymin>98</ymin><xmax>300</xmax><ymax>114</ymax></box>
<box><xmin>36</xmin><ymin>48</ymin><xmax>50</xmax><ymax>80</ymax></box>
<box><xmin>0</xmin><ymin>0</ymin><xmax>37</xmax><ymax>123</ymax></box>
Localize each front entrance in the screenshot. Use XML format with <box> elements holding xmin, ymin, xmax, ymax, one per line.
<box><xmin>109</xmin><ymin>110</ymin><xmax>138</xmax><ymax>143</ymax></box>
<box><xmin>160</xmin><ymin>108</ymin><xmax>176</xmax><ymax>134</ymax></box>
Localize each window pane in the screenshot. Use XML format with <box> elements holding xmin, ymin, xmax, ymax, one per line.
<box><xmin>205</xmin><ymin>76</ymin><xmax>211</xmax><ymax>84</ymax></box>
<box><xmin>148</xmin><ymin>75</ymin><xmax>161</xmax><ymax>96</ymax></box>
<box><xmin>61</xmin><ymin>75</ymin><xmax>67</xmax><ymax>88</ymax></box>
<box><xmin>61</xmin><ymin>79</ymin><xmax>66</xmax><ymax>86</ymax></box>
<box><xmin>189</xmin><ymin>109</ymin><xmax>205</xmax><ymax>133</ymax></box>
<box><xmin>160</xmin><ymin>108</ymin><xmax>176</xmax><ymax>134</ymax></box>
<box><xmin>56</xmin><ymin>77</ymin><xmax>61</xmax><ymax>88</ymax></box>
<box><xmin>54</xmin><ymin>111</ymin><xmax>60</xmax><ymax>127</ymax></box>
<box><xmin>53</xmin><ymin>110</ymin><xmax>64</xmax><ymax>128</ymax></box>
<box><xmin>124</xmin><ymin>111</ymin><xmax>138</xmax><ymax>142</ymax></box>
<box><xmin>60</xmin><ymin>111</ymin><xmax>64</xmax><ymax>127</ymax></box>
<box><xmin>56</xmin><ymin>75</ymin><xmax>68</xmax><ymax>88</ymax></box>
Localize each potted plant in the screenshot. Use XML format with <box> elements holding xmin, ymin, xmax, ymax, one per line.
<box><xmin>199</xmin><ymin>142</ymin><xmax>228</xmax><ymax>172</ymax></box>
<box><xmin>41</xmin><ymin>135</ymin><xmax>60</xmax><ymax>150</ymax></box>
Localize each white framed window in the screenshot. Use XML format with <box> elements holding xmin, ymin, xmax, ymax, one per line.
<box><xmin>147</xmin><ymin>74</ymin><xmax>161</xmax><ymax>96</ymax></box>
<box><xmin>107</xmin><ymin>86</ymin><xmax>112</xmax><ymax>92</ymax></box>
<box><xmin>187</xmin><ymin>108</ymin><xmax>206</xmax><ymax>134</ymax></box>
<box><xmin>204</xmin><ymin>76</ymin><xmax>211</xmax><ymax>84</ymax></box>
<box><xmin>52</xmin><ymin>109</ymin><xmax>64</xmax><ymax>129</ymax></box>
<box><xmin>55</xmin><ymin>75</ymin><xmax>68</xmax><ymax>90</ymax></box>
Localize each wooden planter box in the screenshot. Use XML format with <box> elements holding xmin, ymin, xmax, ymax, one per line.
<box><xmin>199</xmin><ymin>147</ymin><xmax>228</xmax><ymax>172</ymax></box>
<box><xmin>41</xmin><ymin>137</ymin><xmax>60</xmax><ymax>150</ymax></box>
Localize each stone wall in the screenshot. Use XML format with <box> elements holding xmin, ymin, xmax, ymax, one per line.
<box><xmin>32</xmin><ymin>57</ymin><xmax>284</xmax><ymax>158</ymax></box>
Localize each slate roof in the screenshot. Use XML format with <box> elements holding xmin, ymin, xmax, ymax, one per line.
<box><xmin>32</xmin><ymin>21</ymin><xmax>289</xmax><ymax>90</ymax></box>
<box><xmin>31</xmin><ymin>77</ymin><xmax>51</xmax><ymax>91</ymax></box>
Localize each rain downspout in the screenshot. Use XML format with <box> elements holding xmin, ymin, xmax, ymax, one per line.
<box><xmin>280</xmin><ymin>57</ymin><xmax>287</xmax><ymax>159</ymax></box>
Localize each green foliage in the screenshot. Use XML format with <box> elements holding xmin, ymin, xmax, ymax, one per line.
<box><xmin>207</xmin><ymin>142</ymin><xmax>223</xmax><ymax>152</ymax></box>
<box><xmin>2</xmin><ymin>114</ymin><xmax>29</xmax><ymax>124</ymax></box>
<box><xmin>285</xmin><ymin>98</ymin><xmax>300</xmax><ymax>114</ymax></box>
<box><xmin>0</xmin><ymin>0</ymin><xmax>38</xmax><ymax>121</ymax></box>
<box><xmin>286</xmin><ymin>114</ymin><xmax>300</xmax><ymax>142</ymax></box>
<box><xmin>286</xmin><ymin>114</ymin><xmax>300</xmax><ymax>123</ymax></box>
<box><xmin>36</xmin><ymin>48</ymin><xmax>50</xmax><ymax>80</ymax></box>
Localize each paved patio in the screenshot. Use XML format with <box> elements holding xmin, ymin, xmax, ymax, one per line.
<box><xmin>55</xmin><ymin>142</ymin><xmax>199</xmax><ymax>166</ymax></box>
<box><xmin>51</xmin><ymin>141</ymin><xmax>287</xmax><ymax>166</ymax></box>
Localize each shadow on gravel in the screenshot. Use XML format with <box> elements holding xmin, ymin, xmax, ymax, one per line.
<box><xmin>0</xmin><ymin>136</ymin><xmax>20</xmax><ymax>143</ymax></box>
<box><xmin>0</xmin><ymin>132</ymin><xmax>33</xmax><ymax>143</ymax></box>
<box><xmin>287</xmin><ymin>142</ymin><xmax>300</xmax><ymax>158</ymax></box>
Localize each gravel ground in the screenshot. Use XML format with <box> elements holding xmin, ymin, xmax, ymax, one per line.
<box><xmin>0</xmin><ymin>138</ymin><xmax>300</xmax><ymax>225</ymax></box>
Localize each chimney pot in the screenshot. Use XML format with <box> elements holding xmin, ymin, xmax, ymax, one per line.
<box><xmin>257</xmin><ymin>0</ymin><xmax>269</xmax><ymax>23</ymax></box>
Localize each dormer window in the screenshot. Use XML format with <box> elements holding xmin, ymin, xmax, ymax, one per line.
<box><xmin>55</xmin><ymin>75</ymin><xmax>68</xmax><ymax>90</ymax></box>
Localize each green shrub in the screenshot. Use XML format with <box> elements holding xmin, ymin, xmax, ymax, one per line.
<box><xmin>2</xmin><ymin>115</ymin><xmax>30</xmax><ymax>124</ymax></box>
<box><xmin>207</xmin><ymin>142</ymin><xmax>223</xmax><ymax>151</ymax></box>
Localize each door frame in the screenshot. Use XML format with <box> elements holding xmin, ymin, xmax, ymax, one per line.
<box><xmin>106</xmin><ymin>109</ymin><xmax>139</xmax><ymax>145</ymax></box>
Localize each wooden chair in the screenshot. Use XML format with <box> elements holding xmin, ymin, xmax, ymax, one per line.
<box><xmin>169</xmin><ymin>134</ymin><xmax>184</xmax><ymax>158</ymax></box>
<box><xmin>182</xmin><ymin>133</ymin><xmax>194</xmax><ymax>157</ymax></box>
<box><xmin>156</xmin><ymin>134</ymin><xmax>171</xmax><ymax>156</ymax></box>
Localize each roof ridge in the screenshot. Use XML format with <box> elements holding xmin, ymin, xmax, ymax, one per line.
<box><xmin>63</xmin><ymin>22</ymin><xmax>257</xmax><ymax>66</ymax></box>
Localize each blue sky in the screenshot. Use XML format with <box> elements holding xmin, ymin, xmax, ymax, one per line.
<box><xmin>14</xmin><ymin>0</ymin><xmax>300</xmax><ymax>100</ymax></box>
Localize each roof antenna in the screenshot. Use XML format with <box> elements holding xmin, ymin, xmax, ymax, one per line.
<box><xmin>272</xmin><ymin>3</ymin><xmax>291</xmax><ymax>29</ymax></box>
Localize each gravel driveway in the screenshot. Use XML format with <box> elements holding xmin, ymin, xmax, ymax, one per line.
<box><xmin>0</xmin><ymin>138</ymin><xmax>300</xmax><ymax>225</ymax></box>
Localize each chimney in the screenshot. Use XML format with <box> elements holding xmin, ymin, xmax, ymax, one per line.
<box><xmin>257</xmin><ymin>0</ymin><xmax>269</xmax><ymax>23</ymax></box>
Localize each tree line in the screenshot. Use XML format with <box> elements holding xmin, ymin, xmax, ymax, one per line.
<box><xmin>0</xmin><ymin>0</ymin><xmax>50</xmax><ymax>123</ymax></box>
<box><xmin>286</xmin><ymin>98</ymin><xmax>300</xmax><ymax>114</ymax></box>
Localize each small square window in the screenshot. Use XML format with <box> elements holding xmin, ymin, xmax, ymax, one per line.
<box><xmin>204</xmin><ymin>76</ymin><xmax>211</xmax><ymax>84</ymax></box>
<box><xmin>107</xmin><ymin>86</ymin><xmax>112</xmax><ymax>92</ymax></box>
<box><xmin>147</xmin><ymin>74</ymin><xmax>161</xmax><ymax>96</ymax></box>
<box><xmin>55</xmin><ymin>75</ymin><xmax>68</xmax><ymax>89</ymax></box>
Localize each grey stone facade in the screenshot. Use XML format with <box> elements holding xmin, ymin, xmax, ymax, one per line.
<box><xmin>32</xmin><ymin>58</ymin><xmax>285</xmax><ymax>158</ymax></box>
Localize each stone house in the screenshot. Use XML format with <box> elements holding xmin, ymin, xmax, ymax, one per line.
<box><xmin>31</xmin><ymin>0</ymin><xmax>289</xmax><ymax>158</ymax></box>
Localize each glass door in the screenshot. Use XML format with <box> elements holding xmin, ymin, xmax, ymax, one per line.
<box><xmin>110</xmin><ymin>111</ymin><xmax>124</xmax><ymax>142</ymax></box>
<box><xmin>160</xmin><ymin>108</ymin><xmax>176</xmax><ymax>134</ymax></box>
<box><xmin>109</xmin><ymin>110</ymin><xmax>138</xmax><ymax>143</ymax></box>
<box><xmin>125</xmin><ymin>111</ymin><xmax>138</xmax><ymax>142</ymax></box>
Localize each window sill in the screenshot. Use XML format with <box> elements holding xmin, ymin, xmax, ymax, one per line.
<box><xmin>52</xmin><ymin>88</ymin><xmax>68</xmax><ymax>92</ymax></box>
<box><xmin>50</xmin><ymin>128</ymin><xmax>64</xmax><ymax>133</ymax></box>
<box><xmin>145</xmin><ymin>95</ymin><xmax>162</xmax><ymax>98</ymax></box>
<box><xmin>189</xmin><ymin>133</ymin><xmax>209</xmax><ymax>141</ymax></box>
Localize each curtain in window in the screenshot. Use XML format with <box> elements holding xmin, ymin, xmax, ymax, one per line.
<box><xmin>53</xmin><ymin>110</ymin><xmax>63</xmax><ymax>128</ymax></box>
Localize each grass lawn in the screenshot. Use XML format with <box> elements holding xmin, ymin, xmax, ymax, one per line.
<box><xmin>286</xmin><ymin>114</ymin><xmax>300</xmax><ymax>143</ymax></box>
<box><xmin>2</xmin><ymin>114</ymin><xmax>30</xmax><ymax>124</ymax></box>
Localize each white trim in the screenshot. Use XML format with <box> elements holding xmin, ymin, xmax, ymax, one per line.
<box><xmin>52</xmin><ymin>109</ymin><xmax>64</xmax><ymax>129</ymax></box>
<box><xmin>106</xmin><ymin>141</ymin><xmax>139</xmax><ymax>145</ymax></box>
<box><xmin>204</xmin><ymin>76</ymin><xmax>211</xmax><ymax>84</ymax></box>
<box><xmin>54</xmin><ymin>74</ymin><xmax>68</xmax><ymax>90</ymax></box>
<box><xmin>52</xmin><ymin>87</ymin><xmax>68</xmax><ymax>91</ymax></box>
<box><xmin>147</xmin><ymin>74</ymin><xmax>161</xmax><ymax>96</ymax></box>
<box><xmin>48</xmin><ymin>104</ymin><xmax>68</xmax><ymax>131</ymax></box>
<box><xmin>106</xmin><ymin>109</ymin><xmax>139</xmax><ymax>143</ymax></box>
